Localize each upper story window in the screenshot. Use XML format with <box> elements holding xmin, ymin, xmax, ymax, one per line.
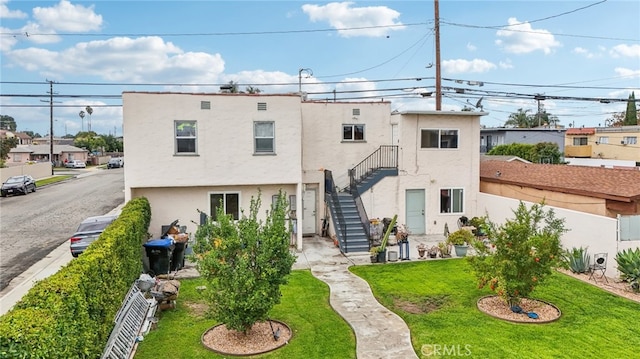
<box><xmin>210</xmin><ymin>192</ymin><xmax>239</xmax><ymax>221</ymax></box>
<box><xmin>597</xmin><ymin>136</ymin><xmax>609</xmax><ymax>144</ymax></box>
<box><xmin>343</xmin><ymin>124</ymin><xmax>365</xmax><ymax>141</ymax></box>
<box><xmin>573</xmin><ymin>137</ymin><xmax>588</xmax><ymax>146</ymax></box>
<box><xmin>175</xmin><ymin>121</ymin><xmax>197</xmax><ymax>154</ymax></box>
<box><xmin>440</xmin><ymin>188</ymin><xmax>464</xmax><ymax>214</ymax></box>
<box><xmin>254</xmin><ymin>121</ymin><xmax>275</xmax><ymax>154</ymax></box>
<box><xmin>421</xmin><ymin>129</ymin><xmax>458</xmax><ymax>149</ymax></box>
<box><xmin>623</xmin><ymin>136</ymin><xmax>637</xmax><ymax>145</ymax></box>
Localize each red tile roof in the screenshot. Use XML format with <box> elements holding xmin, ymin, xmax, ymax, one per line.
<box><xmin>480</xmin><ymin>160</ymin><xmax>640</xmax><ymax>201</ymax></box>
<box><xmin>566</xmin><ymin>128</ymin><xmax>595</xmax><ymax>135</ymax></box>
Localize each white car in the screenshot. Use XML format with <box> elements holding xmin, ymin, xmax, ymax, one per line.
<box><xmin>66</xmin><ymin>160</ymin><xmax>86</xmax><ymax>168</ymax></box>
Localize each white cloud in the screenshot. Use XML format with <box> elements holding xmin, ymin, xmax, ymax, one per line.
<box><xmin>0</xmin><ymin>26</ymin><xmax>18</xmax><ymax>51</ymax></box>
<box><xmin>573</xmin><ymin>47</ymin><xmax>594</xmax><ymax>58</ymax></box>
<box><xmin>466</xmin><ymin>42</ymin><xmax>477</xmax><ymax>52</ymax></box>
<box><xmin>6</xmin><ymin>36</ymin><xmax>226</xmax><ymax>83</ymax></box>
<box><xmin>442</xmin><ymin>59</ymin><xmax>496</xmax><ymax>74</ymax></box>
<box><xmin>0</xmin><ymin>0</ymin><xmax>27</xmax><ymax>19</ymax></box>
<box><xmin>614</xmin><ymin>67</ymin><xmax>640</xmax><ymax>79</ymax></box>
<box><xmin>499</xmin><ymin>59</ymin><xmax>513</xmax><ymax>69</ymax></box>
<box><xmin>495</xmin><ymin>17</ymin><xmax>560</xmax><ymax>54</ymax></box>
<box><xmin>32</xmin><ymin>0</ymin><xmax>102</xmax><ymax>32</ymax></box>
<box><xmin>610</xmin><ymin>44</ymin><xmax>640</xmax><ymax>58</ymax></box>
<box><xmin>302</xmin><ymin>2</ymin><xmax>404</xmax><ymax>38</ymax></box>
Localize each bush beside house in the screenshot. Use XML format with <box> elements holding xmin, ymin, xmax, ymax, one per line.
<box><xmin>0</xmin><ymin>197</ymin><xmax>151</xmax><ymax>358</ymax></box>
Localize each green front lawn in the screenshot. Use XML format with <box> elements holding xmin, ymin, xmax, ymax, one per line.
<box><xmin>350</xmin><ymin>259</ymin><xmax>640</xmax><ymax>358</ymax></box>
<box><xmin>134</xmin><ymin>270</ymin><xmax>356</xmax><ymax>359</ymax></box>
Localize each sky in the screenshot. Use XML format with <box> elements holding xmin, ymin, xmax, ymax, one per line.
<box><xmin>1</xmin><ymin>0</ymin><xmax>639</xmax><ymax>137</ymax></box>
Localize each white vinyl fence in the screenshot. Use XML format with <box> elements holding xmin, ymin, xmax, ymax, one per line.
<box><xmin>478</xmin><ymin>193</ymin><xmax>640</xmax><ymax>278</ymax></box>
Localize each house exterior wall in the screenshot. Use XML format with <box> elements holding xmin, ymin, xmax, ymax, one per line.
<box><xmin>479</xmin><ymin>192</ymin><xmax>640</xmax><ymax>278</ymax></box>
<box><xmin>123</xmin><ymin>92</ymin><xmax>303</xmax><ymax>191</ymax></box>
<box><xmin>301</xmin><ymin>101</ymin><xmax>393</xmax><ymax>191</ymax></box>
<box><xmin>480</xmin><ymin>181</ymin><xmax>608</xmax><ymax>216</ymax></box>
<box><xmin>480</xmin><ymin>128</ymin><xmax>565</xmax><ymax>154</ymax></box>
<box><xmin>565</xmin><ymin>126</ymin><xmax>640</xmax><ymax>162</ymax></box>
<box><xmin>359</xmin><ymin>112</ymin><xmax>482</xmax><ymax>235</ymax></box>
<box><xmin>133</xmin><ymin>184</ymin><xmax>297</xmax><ymax>239</ymax></box>
<box><xmin>123</xmin><ymin>92</ymin><xmax>485</xmax><ymax>247</ymax></box>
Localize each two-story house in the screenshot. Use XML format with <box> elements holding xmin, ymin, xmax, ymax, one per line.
<box><xmin>565</xmin><ymin>126</ymin><xmax>640</xmax><ymax>163</ymax></box>
<box><xmin>123</xmin><ymin>92</ymin><xmax>485</xmax><ymax>253</ymax></box>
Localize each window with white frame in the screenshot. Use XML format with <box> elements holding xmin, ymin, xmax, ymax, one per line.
<box><xmin>440</xmin><ymin>188</ymin><xmax>464</xmax><ymax>214</ymax></box>
<box><xmin>572</xmin><ymin>137</ymin><xmax>588</xmax><ymax>146</ymax></box>
<box><xmin>623</xmin><ymin>136</ymin><xmax>637</xmax><ymax>145</ymax></box>
<box><xmin>598</xmin><ymin>136</ymin><xmax>609</xmax><ymax>144</ymax></box>
<box><xmin>210</xmin><ymin>193</ymin><xmax>239</xmax><ymax>220</ymax></box>
<box><xmin>254</xmin><ymin>121</ymin><xmax>275</xmax><ymax>153</ymax></box>
<box><xmin>421</xmin><ymin>129</ymin><xmax>458</xmax><ymax>149</ymax></box>
<box><xmin>342</xmin><ymin>124</ymin><xmax>365</xmax><ymax>141</ymax></box>
<box><xmin>175</xmin><ymin>121</ymin><xmax>197</xmax><ymax>154</ymax></box>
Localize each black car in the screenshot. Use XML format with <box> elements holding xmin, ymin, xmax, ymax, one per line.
<box><xmin>1</xmin><ymin>175</ymin><xmax>36</xmax><ymax>197</ymax></box>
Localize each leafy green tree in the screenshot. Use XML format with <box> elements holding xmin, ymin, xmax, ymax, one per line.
<box><xmin>468</xmin><ymin>202</ymin><xmax>567</xmax><ymax>306</ymax></box>
<box><xmin>193</xmin><ymin>191</ymin><xmax>296</xmax><ymax>334</ymax></box>
<box><xmin>74</xmin><ymin>131</ymin><xmax>106</xmax><ymax>154</ymax></box>
<box><xmin>245</xmin><ymin>86</ymin><xmax>262</xmax><ymax>94</ymax></box>
<box><xmin>624</xmin><ymin>92</ymin><xmax>638</xmax><ymax>126</ymax></box>
<box><xmin>0</xmin><ymin>136</ymin><xmax>18</xmax><ymax>167</ymax></box>
<box><xmin>102</xmin><ymin>134</ymin><xmax>123</xmax><ymax>152</ymax></box>
<box><xmin>504</xmin><ymin>108</ymin><xmax>533</xmax><ymax>128</ymax></box>
<box><xmin>220</xmin><ymin>80</ymin><xmax>240</xmax><ymax>93</ymax></box>
<box><xmin>0</xmin><ymin>115</ymin><xmax>17</xmax><ymax>131</ymax></box>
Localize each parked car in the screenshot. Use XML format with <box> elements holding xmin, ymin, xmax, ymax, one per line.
<box><xmin>107</xmin><ymin>157</ymin><xmax>123</xmax><ymax>169</ymax></box>
<box><xmin>1</xmin><ymin>175</ymin><xmax>36</xmax><ymax>197</ymax></box>
<box><xmin>66</xmin><ymin>160</ymin><xmax>86</xmax><ymax>168</ymax></box>
<box><xmin>69</xmin><ymin>214</ymin><xmax>119</xmax><ymax>257</ymax></box>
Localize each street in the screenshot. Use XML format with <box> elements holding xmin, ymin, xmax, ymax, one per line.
<box><xmin>0</xmin><ymin>167</ymin><xmax>124</xmax><ymax>291</ymax></box>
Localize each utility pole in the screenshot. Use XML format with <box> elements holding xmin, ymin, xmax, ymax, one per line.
<box><xmin>434</xmin><ymin>0</ymin><xmax>442</xmax><ymax>110</ymax></box>
<box><xmin>41</xmin><ymin>80</ymin><xmax>59</xmax><ymax>175</ymax></box>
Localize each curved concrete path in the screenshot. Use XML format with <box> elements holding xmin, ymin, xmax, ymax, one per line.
<box><xmin>297</xmin><ymin>237</ymin><xmax>419</xmax><ymax>359</ymax></box>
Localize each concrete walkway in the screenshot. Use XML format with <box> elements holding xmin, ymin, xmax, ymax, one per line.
<box><xmin>295</xmin><ymin>236</ymin><xmax>422</xmax><ymax>359</ymax></box>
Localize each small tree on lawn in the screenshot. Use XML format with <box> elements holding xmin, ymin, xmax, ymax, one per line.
<box><xmin>192</xmin><ymin>191</ymin><xmax>296</xmax><ymax>333</ymax></box>
<box><xmin>467</xmin><ymin>201</ymin><xmax>567</xmax><ymax>306</ymax></box>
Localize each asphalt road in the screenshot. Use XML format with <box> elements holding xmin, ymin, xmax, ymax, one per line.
<box><xmin>0</xmin><ymin>167</ymin><xmax>124</xmax><ymax>291</ymax></box>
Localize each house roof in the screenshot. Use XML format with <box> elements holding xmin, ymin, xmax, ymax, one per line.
<box><xmin>566</xmin><ymin>128</ymin><xmax>595</xmax><ymax>135</ymax></box>
<box><xmin>9</xmin><ymin>145</ymin><xmax>88</xmax><ymax>155</ymax></box>
<box><xmin>480</xmin><ymin>160</ymin><xmax>640</xmax><ymax>202</ymax></box>
<box><xmin>480</xmin><ymin>154</ymin><xmax>531</xmax><ymax>163</ymax></box>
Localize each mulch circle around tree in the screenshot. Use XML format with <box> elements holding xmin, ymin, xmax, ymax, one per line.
<box><xmin>477</xmin><ymin>295</ymin><xmax>561</xmax><ymax>324</ymax></box>
<box><xmin>201</xmin><ymin>319</ymin><xmax>292</xmax><ymax>356</ymax></box>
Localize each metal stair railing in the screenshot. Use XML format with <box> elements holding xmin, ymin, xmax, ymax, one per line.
<box><xmin>324</xmin><ymin>170</ymin><xmax>347</xmax><ymax>253</ymax></box>
<box><xmin>349</xmin><ymin>145</ymin><xmax>398</xmax><ymax>189</ymax></box>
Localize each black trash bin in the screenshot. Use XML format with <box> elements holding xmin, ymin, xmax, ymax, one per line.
<box><xmin>143</xmin><ymin>237</ymin><xmax>175</xmax><ymax>276</ymax></box>
<box><xmin>171</xmin><ymin>241</ymin><xmax>188</xmax><ymax>271</ymax></box>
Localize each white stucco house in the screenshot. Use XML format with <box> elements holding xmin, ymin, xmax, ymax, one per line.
<box><xmin>123</xmin><ymin>92</ymin><xmax>486</xmax><ymax>253</ymax></box>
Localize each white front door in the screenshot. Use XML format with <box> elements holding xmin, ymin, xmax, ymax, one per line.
<box><xmin>302</xmin><ymin>189</ymin><xmax>316</xmax><ymax>235</ymax></box>
<box><xmin>406</xmin><ymin>189</ymin><xmax>426</xmax><ymax>234</ymax></box>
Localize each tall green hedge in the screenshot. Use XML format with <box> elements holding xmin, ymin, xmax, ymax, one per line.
<box><xmin>0</xmin><ymin>197</ymin><xmax>151</xmax><ymax>358</ymax></box>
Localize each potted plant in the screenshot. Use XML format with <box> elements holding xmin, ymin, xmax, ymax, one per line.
<box><xmin>416</xmin><ymin>243</ymin><xmax>427</xmax><ymax>259</ymax></box>
<box><xmin>447</xmin><ymin>229</ymin><xmax>475</xmax><ymax>257</ymax></box>
<box><xmin>438</xmin><ymin>241</ymin><xmax>451</xmax><ymax>258</ymax></box>
<box><xmin>370</xmin><ymin>246</ymin><xmax>381</xmax><ymax>263</ymax></box>
<box><xmin>470</xmin><ymin>216</ymin><xmax>488</xmax><ymax>237</ymax></box>
<box><xmin>428</xmin><ymin>246</ymin><xmax>439</xmax><ymax>258</ymax></box>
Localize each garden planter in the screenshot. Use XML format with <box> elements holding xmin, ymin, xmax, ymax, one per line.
<box><xmin>370</xmin><ymin>255</ymin><xmax>378</xmax><ymax>263</ymax></box>
<box><xmin>376</xmin><ymin>249</ymin><xmax>387</xmax><ymax>263</ymax></box>
<box><xmin>454</xmin><ymin>245</ymin><xmax>468</xmax><ymax>257</ymax></box>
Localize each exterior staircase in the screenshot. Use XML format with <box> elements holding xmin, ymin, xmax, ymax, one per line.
<box><xmin>324</xmin><ymin>145</ymin><xmax>398</xmax><ymax>253</ymax></box>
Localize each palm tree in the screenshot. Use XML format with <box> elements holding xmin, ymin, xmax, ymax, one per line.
<box><xmin>505</xmin><ymin>108</ymin><xmax>533</xmax><ymax>128</ymax></box>
<box><xmin>85</xmin><ymin>106</ymin><xmax>93</xmax><ymax>132</ymax></box>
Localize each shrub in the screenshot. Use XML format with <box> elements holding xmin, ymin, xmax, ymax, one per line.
<box><xmin>0</xmin><ymin>197</ymin><xmax>151</xmax><ymax>358</ymax></box>
<box><xmin>564</xmin><ymin>247</ymin><xmax>590</xmax><ymax>274</ymax></box>
<box><xmin>193</xmin><ymin>191</ymin><xmax>296</xmax><ymax>333</ymax></box>
<box><xmin>467</xmin><ymin>201</ymin><xmax>567</xmax><ymax>306</ymax></box>
<box><xmin>615</xmin><ymin>248</ymin><xmax>640</xmax><ymax>293</ymax></box>
<box><xmin>447</xmin><ymin>229</ymin><xmax>475</xmax><ymax>246</ymax></box>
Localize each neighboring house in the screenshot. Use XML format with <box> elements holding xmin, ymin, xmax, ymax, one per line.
<box><xmin>123</xmin><ymin>92</ymin><xmax>486</xmax><ymax>252</ymax></box>
<box><xmin>8</xmin><ymin>145</ymin><xmax>88</xmax><ymax>165</ymax></box>
<box><xmin>565</xmin><ymin>125</ymin><xmax>640</xmax><ymax>163</ymax></box>
<box><xmin>480</xmin><ymin>160</ymin><xmax>640</xmax><ymax>218</ymax></box>
<box><xmin>32</xmin><ymin>136</ymin><xmax>75</xmax><ymax>146</ymax></box>
<box><xmin>480</xmin><ymin>127</ymin><xmax>566</xmax><ymax>154</ymax></box>
<box><xmin>14</xmin><ymin>132</ymin><xmax>33</xmax><ymax>145</ymax></box>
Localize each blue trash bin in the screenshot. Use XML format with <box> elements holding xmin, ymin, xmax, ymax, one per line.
<box><xmin>143</xmin><ymin>237</ymin><xmax>175</xmax><ymax>276</ymax></box>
